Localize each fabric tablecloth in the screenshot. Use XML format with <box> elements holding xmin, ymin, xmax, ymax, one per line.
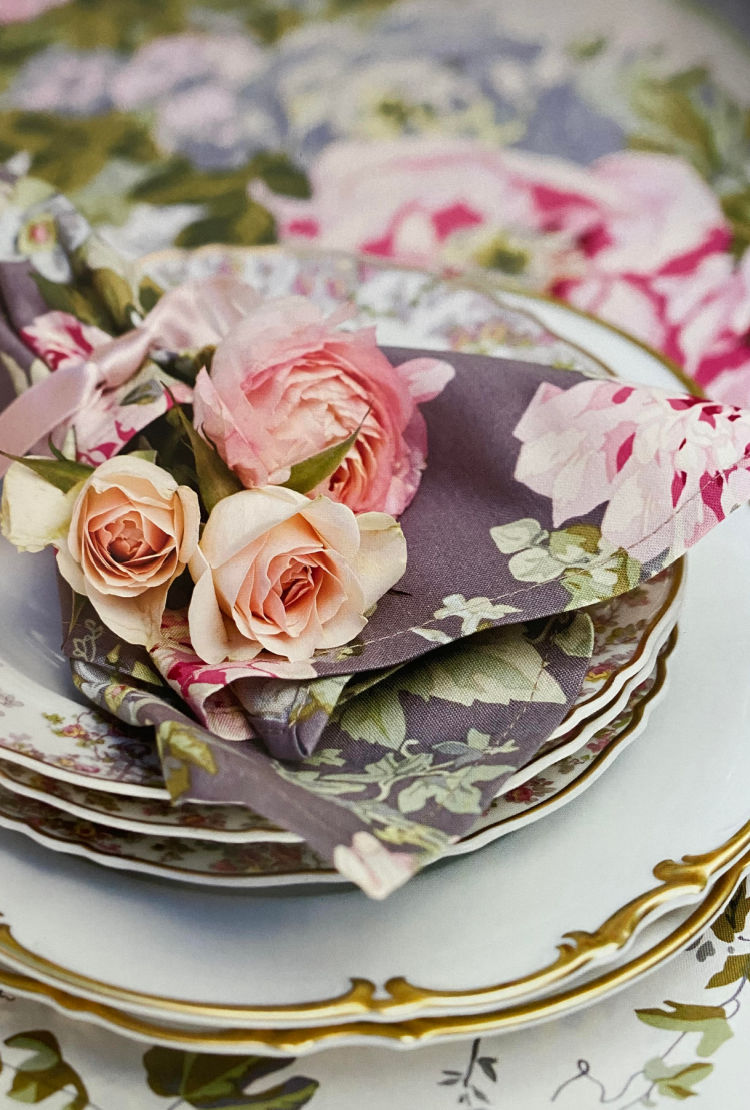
<box><xmin>1</xmin><ymin>0</ymin><xmax>750</xmax><ymax>1105</ymax></box>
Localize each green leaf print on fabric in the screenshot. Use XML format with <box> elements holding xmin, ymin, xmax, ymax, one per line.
<box><xmin>490</xmin><ymin>518</ymin><xmax>641</xmax><ymax>607</ymax></box>
<box><xmin>0</xmin><ymin>111</ymin><xmax>160</xmax><ymax>195</ymax></box>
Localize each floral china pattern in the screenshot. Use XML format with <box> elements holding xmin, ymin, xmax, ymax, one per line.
<box><xmin>0</xmin><ymin>561</ymin><xmax>680</xmax><ymax>831</ymax></box>
<box><xmin>141</xmin><ymin>248</ymin><xmax>609</xmax><ymax>377</ymax></box>
<box><xmin>0</xmin><ymin>649</ymin><xmax>668</xmax><ymax>885</ymax></box>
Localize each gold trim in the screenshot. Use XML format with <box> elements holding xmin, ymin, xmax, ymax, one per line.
<box><xmin>0</xmin><ymin>845</ymin><xmax>747</xmax><ymax>1051</ymax></box>
<box><xmin>0</xmin><ymin>246</ymin><xmax>733</xmax><ymax>1039</ymax></box>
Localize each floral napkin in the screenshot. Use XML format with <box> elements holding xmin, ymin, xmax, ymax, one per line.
<box><xmin>3</xmin><ymin>171</ymin><xmax>750</xmax><ymax>897</ymax></box>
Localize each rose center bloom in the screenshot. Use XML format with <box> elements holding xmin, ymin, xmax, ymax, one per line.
<box><xmin>188</xmin><ymin>486</ymin><xmax>407</xmax><ymax>664</ymax></box>
<box><xmin>103</xmin><ymin>515</ymin><xmax>164</xmax><ymax>564</ymax></box>
<box><xmin>84</xmin><ymin>500</ymin><xmax>173</xmax><ymax>582</ymax></box>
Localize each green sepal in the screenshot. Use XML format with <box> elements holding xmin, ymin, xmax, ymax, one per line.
<box><xmin>138</xmin><ymin>276</ymin><xmax>164</xmax><ymax>313</ymax></box>
<box><xmin>166</xmin><ymin>403</ymin><xmax>243</xmax><ymax>513</ymax></box>
<box><xmin>282</xmin><ymin>411</ymin><xmax>368</xmax><ymax>495</ymax></box>
<box><xmin>90</xmin><ymin>266</ymin><xmax>137</xmax><ymax>332</ymax></box>
<box><xmin>1</xmin><ymin>451</ymin><xmax>93</xmax><ymax>493</ymax></box>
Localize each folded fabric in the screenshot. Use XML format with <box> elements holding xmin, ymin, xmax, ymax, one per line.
<box><xmin>63</xmin><ymin>587</ymin><xmax>595</xmax><ymax>897</ymax></box>
<box><xmin>5</xmin><ymin>170</ymin><xmax>750</xmax><ymax>897</ymax></box>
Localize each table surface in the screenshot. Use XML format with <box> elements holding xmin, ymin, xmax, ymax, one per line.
<box><xmin>1</xmin><ymin>0</ymin><xmax>750</xmax><ymax>1107</ymax></box>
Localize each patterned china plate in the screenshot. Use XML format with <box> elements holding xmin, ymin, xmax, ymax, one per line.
<box><xmin>0</xmin><ymin>561</ymin><xmax>681</xmax><ymax>846</ymax></box>
<box><xmin>0</xmin><ymin>252</ymin><xmax>744</xmax><ymax>1051</ymax></box>
<box><xmin>0</xmin><ymin>637</ymin><xmax>672</xmax><ymax>885</ymax></box>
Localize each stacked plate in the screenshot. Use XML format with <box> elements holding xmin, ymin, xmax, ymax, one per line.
<box><xmin>0</xmin><ymin>249</ymin><xmax>747</xmax><ymax>1055</ymax></box>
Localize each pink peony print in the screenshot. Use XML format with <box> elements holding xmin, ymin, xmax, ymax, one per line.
<box><xmin>259</xmin><ymin>137</ymin><xmax>750</xmax><ymax>405</ymax></box>
<box><xmin>514</xmin><ymin>379</ymin><xmax>750</xmax><ymax>562</ymax></box>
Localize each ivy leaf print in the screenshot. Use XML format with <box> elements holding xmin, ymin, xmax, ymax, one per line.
<box><xmin>642</xmin><ymin>1057</ymin><xmax>714</xmax><ymax>1100</ymax></box>
<box><xmin>142</xmin><ymin>1047</ymin><xmax>318</xmax><ymax>1108</ymax></box>
<box><xmin>706</xmin><ymin>954</ymin><xmax>750</xmax><ymax>990</ymax></box>
<box><xmin>399</xmin><ymin>626</ymin><xmax>566</xmax><ymax>708</ymax></box>
<box><xmin>4</xmin><ymin>1030</ymin><xmax>88</xmax><ymax>1110</ymax></box>
<box><xmin>335</xmin><ymin>685</ymin><xmax>407</xmax><ymax>750</ymax></box>
<box><xmin>636</xmin><ymin>1001</ymin><xmax>733</xmax><ymax>1056</ymax></box>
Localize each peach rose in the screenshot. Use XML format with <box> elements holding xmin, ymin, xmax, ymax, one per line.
<box><xmin>56</xmin><ymin>456</ymin><xmax>200</xmax><ymax>647</ymax></box>
<box><xmin>188</xmin><ymin>485</ymin><xmax>407</xmax><ymax>664</ymax></box>
<box><xmin>192</xmin><ymin>297</ymin><xmax>454</xmax><ymax>516</ymax></box>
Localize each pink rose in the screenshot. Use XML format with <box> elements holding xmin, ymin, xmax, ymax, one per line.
<box><xmin>188</xmin><ymin>485</ymin><xmax>407</xmax><ymax>664</ymax></box>
<box><xmin>192</xmin><ymin>296</ymin><xmax>454</xmax><ymax>516</ymax></box>
<box><xmin>55</xmin><ymin>456</ymin><xmax>200</xmax><ymax>648</ymax></box>
<box><xmin>513</xmin><ymin>379</ymin><xmax>750</xmax><ymax>562</ymax></box>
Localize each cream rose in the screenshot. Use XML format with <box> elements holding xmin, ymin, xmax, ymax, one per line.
<box><xmin>55</xmin><ymin>456</ymin><xmax>200</xmax><ymax>647</ymax></box>
<box><xmin>188</xmin><ymin>485</ymin><xmax>407</xmax><ymax>664</ymax></box>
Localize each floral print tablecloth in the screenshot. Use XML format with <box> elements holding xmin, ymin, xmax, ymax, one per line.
<box><xmin>1</xmin><ymin>0</ymin><xmax>750</xmax><ymax>1105</ymax></box>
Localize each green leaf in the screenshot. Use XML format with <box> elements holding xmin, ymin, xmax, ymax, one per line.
<box><xmin>142</xmin><ymin>1047</ymin><xmax>317</xmax><ymax>1108</ymax></box>
<box><xmin>636</xmin><ymin>1001</ymin><xmax>733</xmax><ymax>1056</ymax></box>
<box><xmin>30</xmin><ymin>272</ymin><xmax>112</xmax><ymax>330</ymax></box>
<box><xmin>0</xmin><ymin>110</ymin><xmax>159</xmax><ymax>193</ymax></box>
<box><xmin>251</xmin><ymin>152</ymin><xmax>312</xmax><ymax>199</ymax></box>
<box><xmin>138</xmin><ymin>276</ymin><xmax>164</xmax><ymax>314</ymax></box>
<box><xmin>283</xmin><ymin>416</ymin><xmax>367</xmax><ymax>494</ymax></box>
<box><xmin>642</xmin><ymin>1057</ymin><xmax>713</xmax><ymax>1099</ymax></box>
<box><xmin>121</xmin><ymin>378</ymin><xmax>169</xmax><ymax>406</ymax></box>
<box><xmin>721</xmin><ymin>190</ymin><xmax>750</xmax><ymax>256</ymax></box>
<box><xmin>240</xmin><ymin>1077</ymin><xmax>320</xmax><ymax>1108</ymax></box>
<box><xmin>175</xmin><ymin>199</ymin><xmax>276</xmax><ymax>249</ymax></box>
<box><xmin>89</xmin><ymin>267</ymin><xmax>136</xmax><ymax>332</ymax></box>
<box><xmin>706</xmin><ymin>954</ymin><xmax>750</xmax><ymax>990</ymax></box>
<box><xmin>2</xmin><ymin>453</ymin><xmax>93</xmax><ymax>494</ymax></box>
<box><xmin>4</xmin><ymin>1030</ymin><xmax>89</xmax><ymax>1110</ymax></box>
<box><xmin>335</xmin><ymin>684</ymin><xmax>407</xmax><ymax>750</ymax></box>
<box><xmin>167</xmin><ymin>403</ymin><xmax>243</xmax><ymax>512</ymax></box>
<box><xmin>628</xmin><ymin>76</ymin><xmax>721</xmax><ymax>179</ymax></box>
<box><xmin>399</xmin><ymin>626</ymin><xmax>566</xmax><ymax>709</ymax></box>
<box><xmin>552</xmin><ymin>613</ymin><xmax>595</xmax><ymax>657</ymax></box>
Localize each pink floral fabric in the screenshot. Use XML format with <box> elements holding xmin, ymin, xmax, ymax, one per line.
<box><xmin>513</xmin><ymin>379</ymin><xmax>750</xmax><ymax>562</ymax></box>
<box><xmin>259</xmin><ymin>138</ymin><xmax>750</xmax><ymax>408</ymax></box>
